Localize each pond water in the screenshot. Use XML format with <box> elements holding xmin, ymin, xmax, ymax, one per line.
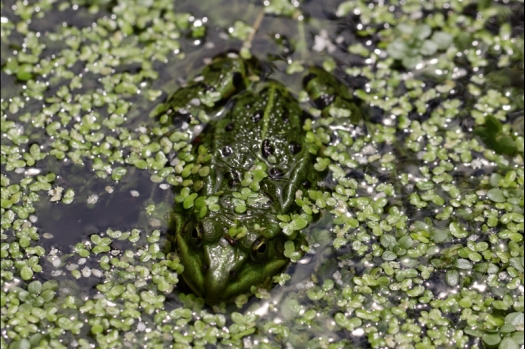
<box><xmin>1</xmin><ymin>0</ymin><xmax>524</xmax><ymax>348</ymax></box>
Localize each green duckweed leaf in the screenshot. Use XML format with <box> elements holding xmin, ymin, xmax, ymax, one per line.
<box><xmin>485</xmin><ymin>115</ymin><xmax>503</xmax><ymax>135</ymax></box>
<box><xmin>396</xmin><ymin>23</ymin><xmax>414</xmax><ymax>36</ymax></box>
<box><xmin>509</xmin><ymin>257</ymin><xmax>524</xmax><ymax>272</ymax></box>
<box><xmin>487</xmin><ymin>188</ymin><xmax>506</xmax><ymax>203</ymax></box>
<box><xmin>414</xmin><ymin>24</ymin><xmax>432</xmax><ymax>40</ymax></box>
<box><xmin>456</xmin><ymin>258</ymin><xmax>473</xmax><ymax>270</ymax></box>
<box><xmin>505</xmin><ymin>313</ymin><xmax>524</xmax><ymax>327</ymax></box>
<box><xmin>8</xmin><ymin>339</ymin><xmax>31</xmax><ymax>349</ymax></box>
<box><xmin>482</xmin><ymin>333</ymin><xmax>501</xmax><ymax>346</ymax></box>
<box><xmin>387</xmin><ymin>39</ymin><xmax>407</xmax><ymax>60</ymax></box>
<box><xmin>402</xmin><ymin>55</ymin><xmax>422</xmax><ymax>69</ymax></box>
<box><xmin>499</xmin><ymin>337</ymin><xmax>519</xmax><ymax>349</ymax></box>
<box><xmin>431</xmin><ymin>31</ymin><xmax>453</xmax><ymax>50</ymax></box>
<box><xmin>420</xmin><ymin>40</ymin><xmax>438</xmax><ymax>56</ymax></box>
<box><xmin>494</xmin><ymin>135</ymin><xmax>517</xmax><ymax>155</ymax></box>
<box><xmin>446</xmin><ymin>270</ymin><xmax>459</xmax><ymax>287</ymax></box>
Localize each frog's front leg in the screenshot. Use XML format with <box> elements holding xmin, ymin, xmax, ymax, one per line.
<box><xmin>162</xmin><ymin>54</ymin><xmax>249</xmax><ymax>125</ymax></box>
<box><xmin>303</xmin><ymin>66</ymin><xmax>363</xmax><ymax>123</ymax></box>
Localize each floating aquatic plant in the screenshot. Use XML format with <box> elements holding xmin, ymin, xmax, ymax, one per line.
<box><xmin>386</xmin><ymin>23</ymin><xmax>454</xmax><ymax>69</ymax></box>
<box><xmin>475</xmin><ymin>115</ymin><xmax>519</xmax><ymax>156</ymax></box>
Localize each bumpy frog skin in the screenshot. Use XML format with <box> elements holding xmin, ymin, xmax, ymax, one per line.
<box><xmin>168</xmin><ymin>53</ymin><xmax>359</xmax><ymax>303</ymax></box>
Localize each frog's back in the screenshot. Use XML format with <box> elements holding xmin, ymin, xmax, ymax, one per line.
<box><xmin>199</xmin><ymin>80</ymin><xmax>316</xmax><ymax>214</ymax></box>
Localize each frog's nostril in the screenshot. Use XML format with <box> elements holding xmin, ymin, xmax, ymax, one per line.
<box><xmin>289</xmin><ymin>141</ymin><xmax>302</xmax><ymax>155</ymax></box>
<box><xmin>203</xmin><ymin>264</ymin><xmax>209</xmax><ymax>271</ymax></box>
<box><xmin>229</xmin><ymin>270</ymin><xmax>237</xmax><ymax>277</ymax></box>
<box><xmin>262</xmin><ymin>139</ymin><xmax>274</xmax><ymax>159</ymax></box>
<box><xmin>252</xmin><ymin>110</ymin><xmax>263</xmax><ymax>123</ymax></box>
<box><xmin>269</xmin><ymin>167</ymin><xmax>284</xmax><ymax>178</ymax></box>
<box><xmin>222</xmin><ymin>146</ymin><xmax>233</xmax><ymax>157</ymax></box>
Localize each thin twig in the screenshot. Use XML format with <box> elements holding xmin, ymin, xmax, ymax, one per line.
<box><xmin>245</xmin><ymin>9</ymin><xmax>265</xmax><ymax>47</ymax></box>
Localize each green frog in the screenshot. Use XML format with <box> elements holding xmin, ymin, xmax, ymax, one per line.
<box><xmin>167</xmin><ymin>53</ymin><xmax>360</xmax><ymax>304</ymax></box>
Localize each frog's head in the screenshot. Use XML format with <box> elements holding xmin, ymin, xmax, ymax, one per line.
<box><xmin>173</xmin><ymin>212</ymin><xmax>290</xmax><ymax>304</ymax></box>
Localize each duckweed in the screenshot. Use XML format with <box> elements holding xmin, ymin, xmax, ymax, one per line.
<box><xmin>1</xmin><ymin>0</ymin><xmax>524</xmax><ymax>348</ymax></box>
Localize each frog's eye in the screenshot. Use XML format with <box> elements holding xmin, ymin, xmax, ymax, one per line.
<box><xmin>191</xmin><ymin>227</ymin><xmax>201</xmax><ymax>240</ymax></box>
<box><xmin>185</xmin><ymin>223</ymin><xmax>203</xmax><ymax>248</ymax></box>
<box><xmin>232</xmin><ymin>72</ymin><xmax>244</xmax><ymax>89</ymax></box>
<box><xmin>251</xmin><ymin>237</ymin><xmax>269</xmax><ymax>263</ymax></box>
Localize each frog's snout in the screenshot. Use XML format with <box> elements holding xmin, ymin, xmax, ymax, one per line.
<box><xmin>200</xmin><ymin>241</ymin><xmax>246</xmax><ymax>301</ymax></box>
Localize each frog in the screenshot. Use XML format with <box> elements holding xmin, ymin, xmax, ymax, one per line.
<box><xmin>166</xmin><ymin>53</ymin><xmax>361</xmax><ymax>304</ymax></box>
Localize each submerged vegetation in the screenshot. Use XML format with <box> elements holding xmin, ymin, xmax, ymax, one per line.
<box><xmin>1</xmin><ymin>0</ymin><xmax>524</xmax><ymax>348</ymax></box>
